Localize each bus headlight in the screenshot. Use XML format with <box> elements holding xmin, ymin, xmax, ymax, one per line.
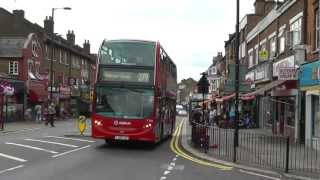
<box><xmin>143</xmin><ymin>123</ymin><xmax>152</xmax><ymax>129</ymax></box>
<box><xmin>94</xmin><ymin>120</ymin><xmax>103</xmax><ymax>126</ymax></box>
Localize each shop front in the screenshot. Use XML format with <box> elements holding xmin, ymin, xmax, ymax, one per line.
<box><xmin>300</xmin><ymin>60</ymin><xmax>320</xmax><ymax>142</ymax></box>
<box><xmin>59</xmin><ymin>86</ymin><xmax>71</xmax><ymax>117</ymax></box>
<box><xmin>271</xmin><ymin>56</ymin><xmax>298</xmax><ymax>138</ymax></box>
<box><xmin>0</xmin><ymin>78</ymin><xmax>25</xmax><ymax>122</ymax></box>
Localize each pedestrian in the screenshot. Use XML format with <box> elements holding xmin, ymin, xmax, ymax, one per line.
<box><xmin>209</xmin><ymin>108</ymin><xmax>216</xmax><ymax>126</ymax></box>
<box><xmin>34</xmin><ymin>104</ymin><xmax>42</xmax><ymax>123</ymax></box>
<box><xmin>55</xmin><ymin>103</ymin><xmax>60</xmax><ymax>120</ymax></box>
<box><xmin>46</xmin><ymin>102</ymin><xmax>56</xmax><ymax>127</ymax></box>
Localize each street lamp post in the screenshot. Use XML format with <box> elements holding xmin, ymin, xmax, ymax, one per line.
<box><xmin>49</xmin><ymin>7</ymin><xmax>71</xmax><ymax>101</ymax></box>
<box><xmin>197</xmin><ymin>73</ymin><xmax>209</xmax><ymax>123</ymax></box>
<box><xmin>233</xmin><ymin>0</ymin><xmax>240</xmax><ymax>163</ymax></box>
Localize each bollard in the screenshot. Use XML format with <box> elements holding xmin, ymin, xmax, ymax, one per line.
<box><xmin>77</xmin><ymin>115</ymin><xmax>86</xmax><ymax>135</ymax></box>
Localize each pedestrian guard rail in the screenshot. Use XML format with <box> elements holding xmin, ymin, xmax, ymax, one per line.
<box><xmin>190</xmin><ymin>121</ymin><xmax>320</xmax><ymax>175</ymax></box>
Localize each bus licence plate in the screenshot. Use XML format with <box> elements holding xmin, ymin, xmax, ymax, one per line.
<box><xmin>115</xmin><ymin>136</ymin><xmax>129</xmax><ymax>140</ymax></box>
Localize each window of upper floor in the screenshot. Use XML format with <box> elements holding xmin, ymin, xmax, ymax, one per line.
<box><xmin>268</xmin><ymin>32</ymin><xmax>277</xmax><ymax>58</ymax></box>
<box><xmin>248</xmin><ymin>48</ymin><xmax>254</xmax><ymax>68</ymax></box>
<box><xmin>278</xmin><ymin>25</ymin><xmax>286</xmax><ymax>54</ymax></box>
<box><xmin>254</xmin><ymin>44</ymin><xmax>259</xmax><ymax>65</ymax></box>
<box><xmin>316</xmin><ymin>9</ymin><xmax>320</xmax><ymax>49</ymax></box>
<box><xmin>289</xmin><ymin>13</ymin><xmax>302</xmax><ymax>47</ymax></box>
<box><xmin>8</xmin><ymin>61</ymin><xmax>18</xmax><ymax>75</ymax></box>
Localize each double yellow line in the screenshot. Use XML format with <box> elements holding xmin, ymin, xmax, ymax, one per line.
<box><xmin>170</xmin><ymin>119</ymin><xmax>233</xmax><ymax>171</ymax></box>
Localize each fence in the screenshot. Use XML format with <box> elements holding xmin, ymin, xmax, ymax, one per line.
<box><xmin>191</xmin><ymin>122</ymin><xmax>320</xmax><ymax>174</ymax></box>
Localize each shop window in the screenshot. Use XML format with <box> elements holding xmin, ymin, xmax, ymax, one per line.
<box><xmin>284</xmin><ymin>97</ymin><xmax>295</xmax><ymax>127</ymax></box>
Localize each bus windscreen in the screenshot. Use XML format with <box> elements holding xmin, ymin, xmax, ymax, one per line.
<box><xmin>95</xmin><ymin>86</ymin><xmax>154</xmax><ymax>119</ymax></box>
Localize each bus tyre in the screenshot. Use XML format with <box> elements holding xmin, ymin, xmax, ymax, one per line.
<box><xmin>105</xmin><ymin>139</ymin><xmax>114</xmax><ymax>145</ymax></box>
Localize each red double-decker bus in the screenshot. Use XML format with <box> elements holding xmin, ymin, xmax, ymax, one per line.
<box><xmin>92</xmin><ymin>39</ymin><xmax>177</xmax><ymax>143</ymax></box>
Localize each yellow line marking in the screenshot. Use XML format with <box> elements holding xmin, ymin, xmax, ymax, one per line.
<box><xmin>170</xmin><ymin>119</ymin><xmax>233</xmax><ymax>171</ymax></box>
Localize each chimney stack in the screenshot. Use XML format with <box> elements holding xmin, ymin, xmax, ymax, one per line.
<box><xmin>83</xmin><ymin>40</ymin><xmax>91</xmax><ymax>54</ymax></box>
<box><xmin>13</xmin><ymin>10</ymin><xmax>25</xmax><ymax>19</ymax></box>
<box><xmin>254</xmin><ymin>0</ymin><xmax>266</xmax><ymax>16</ymax></box>
<box><xmin>44</xmin><ymin>16</ymin><xmax>54</xmax><ymax>35</ymax></box>
<box><xmin>67</xmin><ymin>30</ymin><xmax>75</xmax><ymax>45</ymax></box>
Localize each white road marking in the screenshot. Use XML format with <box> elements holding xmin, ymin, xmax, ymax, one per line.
<box><xmin>170</xmin><ymin>162</ymin><xmax>175</xmax><ymax>166</ymax></box>
<box><xmin>45</xmin><ymin>136</ymin><xmax>95</xmax><ymax>143</ymax></box>
<box><xmin>160</xmin><ymin>177</ymin><xmax>167</xmax><ymax>180</ymax></box>
<box><xmin>5</xmin><ymin>142</ymin><xmax>58</xmax><ymax>154</ymax></box>
<box><xmin>172</xmin><ymin>157</ymin><xmax>177</xmax><ymax>161</ymax></box>
<box><xmin>52</xmin><ymin>145</ymin><xmax>91</xmax><ymax>158</ymax></box>
<box><xmin>163</xmin><ymin>170</ymin><xmax>170</xmax><ymax>175</ymax></box>
<box><xmin>2</xmin><ymin>128</ymin><xmax>41</xmax><ymax>135</ymax></box>
<box><xmin>24</xmin><ymin>139</ymin><xmax>78</xmax><ymax>148</ymax></box>
<box><xmin>239</xmin><ymin>169</ymin><xmax>281</xmax><ymax>180</ymax></box>
<box><xmin>0</xmin><ymin>165</ymin><xmax>24</xmax><ymax>175</ymax></box>
<box><xmin>0</xmin><ymin>153</ymin><xmax>27</xmax><ymax>162</ymax></box>
<box><xmin>168</xmin><ymin>166</ymin><xmax>173</xmax><ymax>171</ymax></box>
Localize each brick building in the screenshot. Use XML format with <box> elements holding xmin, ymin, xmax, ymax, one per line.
<box><xmin>299</xmin><ymin>0</ymin><xmax>320</xmax><ymax>143</ymax></box>
<box><xmin>243</xmin><ymin>0</ymin><xmax>306</xmax><ymax>140</ymax></box>
<box><xmin>0</xmin><ymin>8</ymin><xmax>96</xmax><ymax>118</ymax></box>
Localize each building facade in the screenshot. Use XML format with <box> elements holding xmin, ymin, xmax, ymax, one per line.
<box><xmin>0</xmin><ymin>8</ymin><xmax>96</xmax><ymax>118</ymax></box>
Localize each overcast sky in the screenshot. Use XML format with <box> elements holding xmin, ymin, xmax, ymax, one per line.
<box><xmin>1</xmin><ymin>0</ymin><xmax>255</xmax><ymax>82</ymax></box>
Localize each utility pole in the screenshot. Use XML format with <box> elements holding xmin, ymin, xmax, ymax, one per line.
<box><xmin>233</xmin><ymin>0</ymin><xmax>240</xmax><ymax>163</ymax></box>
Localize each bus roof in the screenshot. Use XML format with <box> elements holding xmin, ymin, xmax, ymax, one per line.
<box><xmin>102</xmin><ymin>39</ymin><xmax>157</xmax><ymax>45</ymax></box>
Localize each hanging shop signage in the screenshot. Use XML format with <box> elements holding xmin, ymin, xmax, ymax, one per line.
<box><xmin>254</xmin><ymin>63</ymin><xmax>271</xmax><ymax>82</ymax></box>
<box><xmin>278</xmin><ymin>67</ymin><xmax>297</xmax><ymax>80</ymax></box>
<box><xmin>259</xmin><ymin>50</ymin><xmax>269</xmax><ymax>61</ymax></box>
<box><xmin>300</xmin><ymin>60</ymin><xmax>320</xmax><ymax>90</ymax></box>
<box><xmin>59</xmin><ymin>86</ymin><xmax>71</xmax><ymax>99</ymax></box>
<box><xmin>245</xmin><ymin>71</ymin><xmax>255</xmax><ymax>84</ymax></box>
<box><xmin>273</xmin><ymin>56</ymin><xmax>295</xmax><ymax>77</ymax></box>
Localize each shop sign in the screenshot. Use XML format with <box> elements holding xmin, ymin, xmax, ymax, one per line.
<box><xmin>273</xmin><ymin>56</ymin><xmax>295</xmax><ymax>77</ymax></box>
<box><xmin>300</xmin><ymin>60</ymin><xmax>320</xmax><ymax>88</ymax></box>
<box><xmin>254</xmin><ymin>63</ymin><xmax>271</xmax><ymax>82</ymax></box>
<box><xmin>259</xmin><ymin>50</ymin><xmax>269</xmax><ymax>61</ymax></box>
<box><xmin>245</xmin><ymin>71</ymin><xmax>255</xmax><ymax>84</ymax></box>
<box><xmin>255</xmin><ymin>68</ymin><xmax>265</xmax><ymax>80</ymax></box>
<box><xmin>278</xmin><ymin>67</ymin><xmax>297</xmax><ymax>80</ymax></box>
<box><xmin>311</xmin><ymin>67</ymin><xmax>320</xmax><ymax>80</ymax></box>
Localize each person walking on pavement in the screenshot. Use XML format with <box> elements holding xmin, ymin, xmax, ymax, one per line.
<box><xmin>46</xmin><ymin>102</ymin><xmax>56</xmax><ymax>127</ymax></box>
<box><xmin>34</xmin><ymin>104</ymin><xmax>42</xmax><ymax>123</ymax></box>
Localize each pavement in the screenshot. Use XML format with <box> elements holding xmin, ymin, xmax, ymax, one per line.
<box><xmin>0</xmin><ymin>116</ymin><xmax>294</xmax><ymax>180</ymax></box>
<box><xmin>179</xmin><ymin>117</ymin><xmax>320</xmax><ymax>180</ymax></box>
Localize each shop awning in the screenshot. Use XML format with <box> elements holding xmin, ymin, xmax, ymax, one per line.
<box><xmin>215</xmin><ymin>93</ymin><xmax>235</xmax><ymax>102</ymax></box>
<box><xmin>243</xmin><ymin>80</ymin><xmax>286</xmax><ymax>96</ymax></box>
